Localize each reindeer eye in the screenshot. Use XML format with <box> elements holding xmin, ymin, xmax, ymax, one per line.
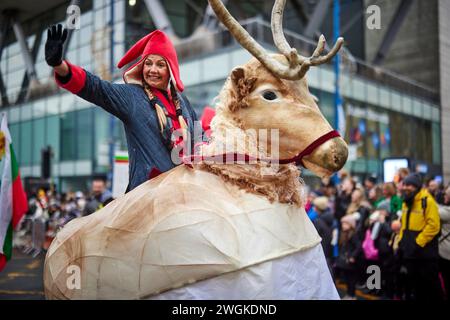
<box><xmin>262</xmin><ymin>90</ymin><xmax>278</xmax><ymax>101</ymax></box>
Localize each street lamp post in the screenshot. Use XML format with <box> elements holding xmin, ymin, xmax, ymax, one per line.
<box><xmin>108</xmin><ymin>0</ymin><xmax>116</xmax><ymax>191</ymax></box>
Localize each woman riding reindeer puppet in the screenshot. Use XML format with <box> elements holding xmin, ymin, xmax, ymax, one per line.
<box><xmin>44</xmin><ymin>0</ymin><xmax>348</xmax><ymax>299</ymax></box>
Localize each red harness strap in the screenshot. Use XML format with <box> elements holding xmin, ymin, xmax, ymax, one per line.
<box><xmin>278</xmin><ymin>130</ymin><xmax>341</xmax><ymax>166</ymax></box>
<box><xmin>183</xmin><ymin>130</ymin><xmax>340</xmax><ymax>167</ymax></box>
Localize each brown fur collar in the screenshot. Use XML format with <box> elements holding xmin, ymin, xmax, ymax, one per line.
<box><xmin>195</xmin><ymin>161</ymin><xmax>304</xmax><ymax>206</ymax></box>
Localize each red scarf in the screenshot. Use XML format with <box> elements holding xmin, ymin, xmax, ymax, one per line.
<box><xmin>151</xmin><ymin>88</ymin><xmax>186</xmax><ymax>162</ymax></box>
<box><xmin>152</xmin><ymin>88</ymin><xmax>180</xmax><ymax>130</ymax></box>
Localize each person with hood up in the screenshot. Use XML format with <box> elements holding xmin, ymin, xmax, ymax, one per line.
<box><xmin>45</xmin><ymin>24</ymin><xmax>199</xmax><ymax>192</ymax></box>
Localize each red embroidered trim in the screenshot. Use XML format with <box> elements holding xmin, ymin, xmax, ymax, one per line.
<box><xmin>182</xmin><ymin>130</ymin><xmax>341</xmax><ymax>167</ymax></box>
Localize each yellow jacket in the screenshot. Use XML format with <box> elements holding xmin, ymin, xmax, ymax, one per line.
<box><xmin>399</xmin><ymin>189</ymin><xmax>440</xmax><ymax>247</ymax></box>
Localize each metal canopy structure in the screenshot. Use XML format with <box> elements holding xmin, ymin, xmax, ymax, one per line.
<box><xmin>303</xmin><ymin>0</ymin><xmax>332</xmax><ymax>38</ymax></box>
<box><xmin>372</xmin><ymin>0</ymin><xmax>414</xmax><ymax>66</ymax></box>
<box><xmin>0</xmin><ymin>0</ymin><xmax>82</xmax><ymax>106</ymax></box>
<box><xmin>0</xmin><ymin>0</ymin><xmax>67</xmax><ymax>24</ymax></box>
<box><xmin>143</xmin><ymin>0</ymin><xmax>176</xmax><ymax>37</ymax></box>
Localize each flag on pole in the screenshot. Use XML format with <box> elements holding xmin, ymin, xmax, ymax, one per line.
<box><xmin>0</xmin><ymin>114</ymin><xmax>28</xmax><ymax>272</ymax></box>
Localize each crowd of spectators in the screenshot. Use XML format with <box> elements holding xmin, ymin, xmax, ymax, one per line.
<box><xmin>305</xmin><ymin>168</ymin><xmax>449</xmax><ymax>300</ymax></box>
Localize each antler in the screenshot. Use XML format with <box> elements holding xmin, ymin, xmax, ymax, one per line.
<box><xmin>208</xmin><ymin>0</ymin><xmax>344</xmax><ymax>80</ymax></box>
<box><xmin>271</xmin><ymin>0</ymin><xmax>344</xmax><ymax>79</ymax></box>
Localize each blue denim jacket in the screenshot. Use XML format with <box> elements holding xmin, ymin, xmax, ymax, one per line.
<box><xmin>76</xmin><ymin>71</ymin><xmax>199</xmax><ymax>192</ymax></box>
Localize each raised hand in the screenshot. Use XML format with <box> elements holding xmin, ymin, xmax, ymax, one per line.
<box><xmin>45</xmin><ymin>24</ymin><xmax>68</xmax><ymax>67</ymax></box>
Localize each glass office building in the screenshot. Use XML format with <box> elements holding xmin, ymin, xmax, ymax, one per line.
<box><xmin>0</xmin><ymin>0</ymin><xmax>442</xmax><ymax>192</ymax></box>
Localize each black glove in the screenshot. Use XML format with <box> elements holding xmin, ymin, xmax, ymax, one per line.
<box><xmin>45</xmin><ymin>24</ymin><xmax>68</xmax><ymax>67</ymax></box>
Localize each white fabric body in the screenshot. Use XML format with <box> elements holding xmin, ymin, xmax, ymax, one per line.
<box><xmin>150</xmin><ymin>243</ymin><xmax>340</xmax><ymax>300</ymax></box>
<box><xmin>44</xmin><ymin>166</ymin><xmax>339</xmax><ymax>300</ymax></box>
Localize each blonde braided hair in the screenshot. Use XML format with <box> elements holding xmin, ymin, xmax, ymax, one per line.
<box><xmin>144</xmin><ymin>83</ymin><xmax>167</xmax><ymax>134</ymax></box>
<box><xmin>143</xmin><ymin>82</ymin><xmax>188</xmax><ymax>142</ymax></box>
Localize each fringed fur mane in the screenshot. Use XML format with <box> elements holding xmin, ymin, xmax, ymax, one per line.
<box><xmin>195</xmin><ymin>76</ymin><xmax>305</xmax><ymax>207</ymax></box>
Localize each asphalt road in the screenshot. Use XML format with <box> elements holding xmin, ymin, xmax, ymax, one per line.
<box><xmin>0</xmin><ymin>249</ymin><xmax>45</xmax><ymax>300</ymax></box>
<box><xmin>0</xmin><ymin>249</ymin><xmax>377</xmax><ymax>300</ymax></box>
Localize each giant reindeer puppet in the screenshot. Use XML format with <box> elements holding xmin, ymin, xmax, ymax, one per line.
<box><xmin>44</xmin><ymin>0</ymin><xmax>347</xmax><ymax>299</ymax></box>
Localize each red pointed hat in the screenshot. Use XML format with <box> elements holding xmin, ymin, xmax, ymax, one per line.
<box><xmin>117</xmin><ymin>30</ymin><xmax>184</xmax><ymax>92</ymax></box>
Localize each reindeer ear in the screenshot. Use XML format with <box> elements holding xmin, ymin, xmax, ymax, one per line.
<box><xmin>231</xmin><ymin>67</ymin><xmax>245</xmax><ymax>86</ymax></box>
<box><xmin>229</xmin><ymin>67</ymin><xmax>257</xmax><ymax>112</ymax></box>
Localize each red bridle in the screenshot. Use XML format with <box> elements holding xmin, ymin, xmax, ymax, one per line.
<box><xmin>183</xmin><ymin>130</ymin><xmax>340</xmax><ymax>167</ymax></box>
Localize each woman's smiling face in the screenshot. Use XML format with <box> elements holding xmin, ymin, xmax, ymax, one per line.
<box><xmin>142</xmin><ymin>54</ymin><xmax>170</xmax><ymax>90</ymax></box>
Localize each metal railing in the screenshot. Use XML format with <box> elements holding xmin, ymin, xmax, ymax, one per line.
<box><xmin>19</xmin><ymin>216</ymin><xmax>46</xmax><ymax>258</ymax></box>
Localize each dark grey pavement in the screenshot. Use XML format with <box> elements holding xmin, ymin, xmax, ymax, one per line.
<box><xmin>0</xmin><ymin>248</ymin><xmax>376</xmax><ymax>300</ymax></box>
<box><xmin>0</xmin><ymin>249</ymin><xmax>45</xmax><ymax>300</ymax></box>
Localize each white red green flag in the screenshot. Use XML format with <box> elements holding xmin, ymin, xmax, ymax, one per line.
<box><xmin>0</xmin><ymin>114</ymin><xmax>28</xmax><ymax>272</ymax></box>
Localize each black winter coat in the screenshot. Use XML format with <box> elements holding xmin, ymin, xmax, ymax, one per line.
<box><xmin>313</xmin><ymin>209</ymin><xmax>334</xmax><ymax>259</ymax></box>
<box><xmin>335</xmin><ymin>192</ymin><xmax>352</xmax><ymax>221</ymax></box>
<box><xmin>373</xmin><ymin>222</ymin><xmax>393</xmax><ymax>257</ymax></box>
<box><xmin>336</xmin><ymin>232</ymin><xmax>362</xmax><ymax>270</ymax></box>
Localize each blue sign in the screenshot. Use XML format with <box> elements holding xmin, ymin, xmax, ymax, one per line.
<box><xmin>358</xmin><ymin>119</ymin><xmax>366</xmax><ymax>135</ymax></box>
<box><xmin>372</xmin><ymin>132</ymin><xmax>380</xmax><ymax>148</ymax></box>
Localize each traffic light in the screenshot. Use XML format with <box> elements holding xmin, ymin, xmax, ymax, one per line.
<box><xmin>41</xmin><ymin>146</ymin><xmax>53</xmax><ymax>179</ymax></box>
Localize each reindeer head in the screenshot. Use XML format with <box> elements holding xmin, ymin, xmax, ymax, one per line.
<box><xmin>209</xmin><ymin>0</ymin><xmax>348</xmax><ymax>178</ymax></box>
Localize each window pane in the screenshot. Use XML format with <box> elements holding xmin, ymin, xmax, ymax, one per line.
<box><xmin>317</xmin><ymin>91</ymin><xmax>334</xmax><ymax>125</ymax></box>
<box><xmin>81</xmin><ymin>9</ymin><xmax>93</xmax><ymax>25</ymax></box>
<box><xmin>80</xmin><ymin>24</ymin><xmax>92</xmax><ymax>46</ymax></box>
<box><xmin>47</xmin><ymin>116</ymin><xmax>60</xmax><ymax>162</ymax></box>
<box><xmin>34</xmin><ymin>99</ymin><xmax>46</xmax><ymax>118</ymax></box>
<box><xmin>353</xmin><ymin>79</ymin><xmax>366</xmax><ymax>102</ymax></box>
<box><xmin>77</xmin><ymin>108</ymin><xmax>93</xmax><ymax>160</ymax></box>
<box><xmin>9</xmin><ymin>123</ymin><xmax>20</xmax><ymax>149</ymax></box>
<box><xmin>93</xmin><ymin>108</ymin><xmax>110</xmax><ymax>172</ymax></box>
<box><xmin>367</xmin><ymin>83</ymin><xmax>378</xmax><ymax>106</ymax></box>
<box><xmin>21</xmin><ymin>102</ymin><xmax>33</xmax><ymax>121</ymax></box>
<box><xmin>432</xmin><ymin>122</ymin><xmax>441</xmax><ymax>165</ymax></box>
<box><xmin>79</xmin><ymin>45</ymin><xmax>92</xmax><ymax>67</ymax></box>
<box><xmin>379</xmin><ymin>87</ymin><xmax>390</xmax><ymax>109</ymax></box>
<box><xmin>32</xmin><ymin>118</ymin><xmax>46</xmax><ymax>165</ymax></box>
<box><xmin>9</xmin><ymin>106</ymin><xmax>21</xmax><ymax>123</ymax></box>
<box><xmin>20</xmin><ymin>120</ymin><xmax>32</xmax><ymax>166</ymax></box>
<box><xmin>391</xmin><ymin>92</ymin><xmax>402</xmax><ymax>112</ymax></box>
<box><xmin>61</xmin><ymin>93</ymin><xmax>75</xmax><ymax>113</ymax></box>
<box><xmin>47</xmin><ymin>95</ymin><xmax>60</xmax><ymax>115</ymax></box>
<box><xmin>402</xmin><ymin>96</ymin><xmax>413</xmax><ymax>115</ymax></box>
<box><xmin>61</xmin><ymin>112</ymin><xmax>76</xmax><ymax>160</ymax></box>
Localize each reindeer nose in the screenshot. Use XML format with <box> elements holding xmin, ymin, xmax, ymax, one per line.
<box><xmin>326</xmin><ymin>137</ymin><xmax>348</xmax><ymax>172</ymax></box>
<box><xmin>302</xmin><ymin>137</ymin><xmax>348</xmax><ymax>177</ymax></box>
